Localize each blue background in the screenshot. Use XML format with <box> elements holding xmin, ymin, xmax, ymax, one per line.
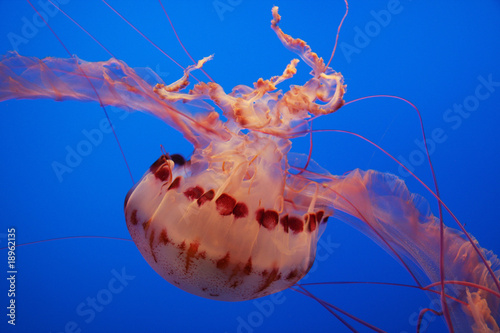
<box><xmin>1</xmin><ymin>1</ymin><xmax>500</xmax><ymax>332</ymax></box>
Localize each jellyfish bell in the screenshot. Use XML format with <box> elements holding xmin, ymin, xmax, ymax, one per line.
<box><xmin>1</xmin><ymin>3</ymin><xmax>499</xmax><ymax>332</ymax></box>
<box><xmin>123</xmin><ymin>10</ymin><xmax>344</xmax><ymax>300</ymax></box>
<box><xmin>124</xmin><ymin>149</ymin><xmax>329</xmax><ymax>301</ymax></box>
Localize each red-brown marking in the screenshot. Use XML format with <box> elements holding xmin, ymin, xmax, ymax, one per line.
<box><xmin>149</xmin><ymin>155</ymin><xmax>168</xmax><ymax>174</ymax></box>
<box><xmin>185</xmin><ymin>241</ymin><xmax>200</xmax><ymax>273</ymax></box>
<box><xmin>130</xmin><ymin>210</ymin><xmax>138</xmax><ymax>225</ymax></box>
<box><xmin>257</xmin><ymin>209</ymin><xmax>279</xmax><ymax>230</ymax></box>
<box><xmin>306</xmin><ymin>213</ymin><xmax>317</xmax><ymax>232</ymax></box>
<box><xmin>280</xmin><ymin>215</ymin><xmax>303</xmax><ymax>233</ymax></box>
<box><xmin>159</xmin><ymin>228</ymin><xmax>170</xmax><ymax>245</ymax></box>
<box><xmin>149</xmin><ymin>230</ymin><xmax>155</xmax><ymax>250</ymax></box>
<box><xmin>316</xmin><ymin>210</ymin><xmax>324</xmax><ymax>223</ymax></box>
<box><xmin>228</xmin><ymin>265</ymin><xmax>242</xmax><ymax>283</ymax></box>
<box><xmin>256</xmin><ymin>209</ymin><xmax>264</xmax><ymax>223</ymax></box>
<box><xmin>168</xmin><ymin>176</ymin><xmax>181</xmax><ymax>191</ymax></box>
<box><xmin>280</xmin><ymin>215</ymin><xmax>288</xmax><ymax>232</ymax></box>
<box><xmin>142</xmin><ymin>218</ymin><xmax>152</xmax><ymax>232</ymax></box>
<box><xmin>216</xmin><ymin>252</ymin><xmax>230</xmax><ymax>270</ymax></box>
<box><xmin>288</xmin><ymin>216</ymin><xmax>304</xmax><ymax>233</ymax></box>
<box><xmin>230</xmin><ymin>280</ymin><xmax>242</xmax><ymax>289</ymax></box>
<box><xmin>197</xmin><ymin>189</ymin><xmax>215</xmax><ymax>206</ymax></box>
<box><xmin>322</xmin><ymin>216</ymin><xmax>329</xmax><ymax>224</ymax></box>
<box><xmin>149</xmin><ymin>230</ymin><xmax>157</xmax><ymax>262</ymax></box>
<box><xmin>215</xmin><ymin>194</ymin><xmax>237</xmax><ymax>216</ymax></box>
<box><xmin>286</xmin><ymin>269</ymin><xmax>299</xmax><ymax>281</ymax></box>
<box><xmin>155</xmin><ymin>166</ymin><xmax>171</xmax><ymax>182</ymax></box>
<box><xmin>184</xmin><ymin>186</ymin><xmax>204</xmax><ymax>201</ymax></box>
<box><xmin>170</xmin><ymin>153</ymin><xmax>186</xmax><ymax>166</ymax></box>
<box><xmin>233</xmin><ymin>202</ymin><xmax>249</xmax><ymax>218</ymax></box>
<box><xmin>243</xmin><ymin>257</ymin><xmax>253</xmax><ymax>275</ymax></box>
<box><xmin>256</xmin><ymin>266</ymin><xmax>280</xmax><ymax>293</ymax></box>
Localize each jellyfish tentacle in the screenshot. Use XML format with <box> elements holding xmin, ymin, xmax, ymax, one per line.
<box><xmin>310</xmin><ymin>168</ymin><xmax>500</xmax><ymax>331</ymax></box>
<box><xmin>326</xmin><ymin>0</ymin><xmax>349</xmax><ymax>69</ymax></box>
<box><xmin>270</xmin><ymin>6</ymin><xmax>346</xmax><ymax>117</ymax></box>
<box><xmin>270</xmin><ymin>7</ymin><xmax>325</xmax><ymax>75</ymax></box>
<box><xmin>154</xmin><ymin>55</ymin><xmax>213</xmax><ymax>96</ymax></box>
<box><xmin>0</xmin><ymin>52</ymin><xmax>229</xmax><ymax>147</ymax></box>
<box><xmin>293</xmin><ymin>284</ymin><xmax>387</xmax><ymax>333</ymax></box>
<box><xmin>157</xmin><ymin>0</ymin><xmax>214</xmax><ymax>82</ymax></box>
<box><xmin>101</xmin><ymin>0</ymin><xmax>190</xmax><ymax>77</ymax></box>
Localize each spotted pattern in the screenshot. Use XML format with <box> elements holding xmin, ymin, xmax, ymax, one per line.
<box><xmin>257</xmin><ymin>267</ymin><xmax>281</xmax><ymax>293</ymax></box>
<box><xmin>243</xmin><ymin>257</ymin><xmax>253</xmax><ymax>275</ymax></box>
<box><xmin>305</xmin><ymin>213</ymin><xmax>317</xmax><ymax>232</ymax></box>
<box><xmin>126</xmin><ymin>162</ymin><xmax>330</xmax><ymax>301</ymax></box>
<box><xmin>280</xmin><ymin>215</ymin><xmax>304</xmax><ymax>234</ymax></box>
<box><xmin>170</xmin><ymin>154</ymin><xmax>186</xmax><ymax>166</ymax></box>
<box><xmin>159</xmin><ymin>228</ymin><xmax>170</xmax><ymax>245</ymax></box>
<box><xmin>128</xmin><ymin>203</ymin><xmax>311</xmax><ymax>300</ymax></box>
<box><xmin>216</xmin><ymin>252</ymin><xmax>231</xmax><ymax>269</ymax></box>
<box><xmin>168</xmin><ymin>176</ymin><xmax>181</xmax><ymax>190</ymax></box>
<box><xmin>215</xmin><ymin>193</ymin><xmax>237</xmax><ymax>215</ymax></box>
<box><xmin>155</xmin><ymin>166</ymin><xmax>170</xmax><ymax>181</ymax></box>
<box><xmin>197</xmin><ymin>189</ymin><xmax>215</xmax><ymax>206</ymax></box>
<box><xmin>142</xmin><ymin>218</ymin><xmax>152</xmax><ymax>232</ymax></box>
<box><xmin>149</xmin><ymin>155</ymin><xmax>168</xmax><ymax>174</ymax></box>
<box><xmin>150</xmin><ymin>155</ymin><xmax>171</xmax><ymax>181</ymax></box>
<box><xmin>184</xmin><ymin>186</ymin><xmax>204</xmax><ymax>200</ymax></box>
<box><xmin>232</xmin><ymin>202</ymin><xmax>249</xmax><ymax>219</ymax></box>
<box><xmin>256</xmin><ymin>209</ymin><xmax>279</xmax><ymax>230</ymax></box>
<box><xmin>316</xmin><ymin>210</ymin><xmax>324</xmax><ymax>223</ymax></box>
<box><xmin>185</xmin><ymin>241</ymin><xmax>200</xmax><ymax>273</ymax></box>
<box><xmin>285</xmin><ymin>269</ymin><xmax>299</xmax><ymax>281</ymax></box>
<box><xmin>130</xmin><ymin>210</ymin><xmax>138</xmax><ymax>225</ymax></box>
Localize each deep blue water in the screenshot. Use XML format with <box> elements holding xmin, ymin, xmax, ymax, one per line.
<box><xmin>1</xmin><ymin>1</ymin><xmax>500</xmax><ymax>332</ymax></box>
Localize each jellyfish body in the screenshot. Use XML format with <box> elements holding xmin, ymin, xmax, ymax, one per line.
<box><xmin>1</xmin><ymin>5</ymin><xmax>499</xmax><ymax>332</ymax></box>
<box><xmin>124</xmin><ymin>139</ymin><xmax>328</xmax><ymax>301</ymax></box>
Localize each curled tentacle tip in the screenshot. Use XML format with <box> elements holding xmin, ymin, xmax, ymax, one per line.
<box><xmin>271</xmin><ymin>6</ymin><xmax>281</xmax><ymax>27</ymax></box>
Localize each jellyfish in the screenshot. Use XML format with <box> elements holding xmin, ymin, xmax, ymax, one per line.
<box><xmin>1</xmin><ymin>1</ymin><xmax>499</xmax><ymax>332</ymax></box>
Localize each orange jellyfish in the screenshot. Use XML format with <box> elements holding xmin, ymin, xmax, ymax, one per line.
<box><xmin>1</xmin><ymin>2</ymin><xmax>499</xmax><ymax>332</ymax></box>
